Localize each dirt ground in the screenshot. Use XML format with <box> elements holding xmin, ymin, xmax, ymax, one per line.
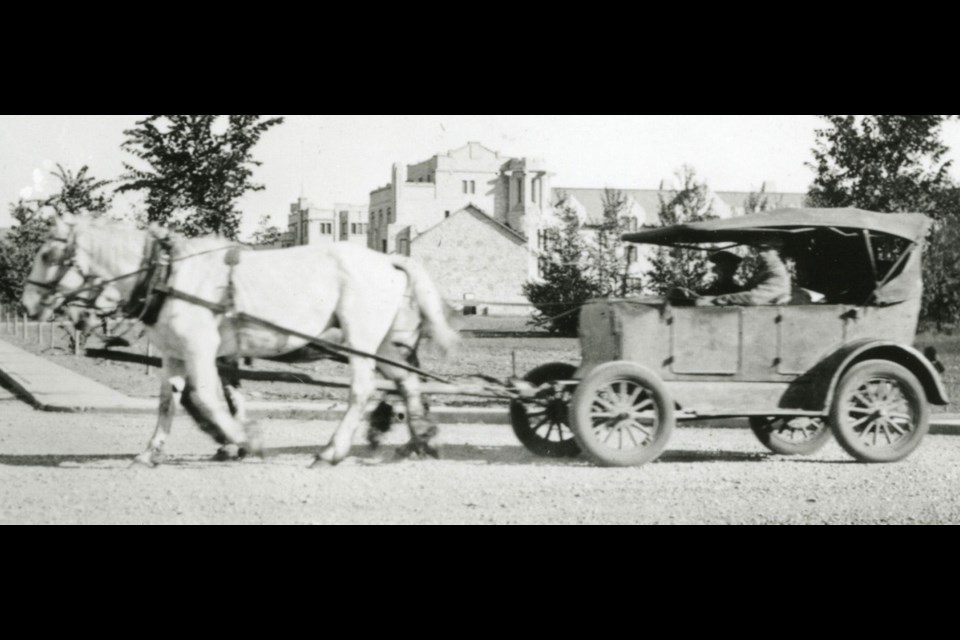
<box><xmin>4</xmin><ymin>399</ymin><xmax>960</xmax><ymax>525</ymax></box>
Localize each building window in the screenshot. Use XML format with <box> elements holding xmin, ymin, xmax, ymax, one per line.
<box><xmin>341</xmin><ymin>220</ymin><xmax>349</xmax><ymax>239</ymax></box>
<box><xmin>445</xmin><ymin>211</ymin><xmax>451</xmax><ymax>219</ymax></box>
<box><xmin>387</xmin><ymin>207</ymin><xmax>392</xmax><ymax>222</ymax></box>
<box><xmin>627</xmin><ymin>246</ymin><xmax>638</xmax><ymax>265</ymax></box>
<box><xmin>382</xmin><ymin>239</ymin><xmax>387</xmax><ymax>253</ymax></box>
<box><xmin>470</xmin><ymin>180</ymin><xmax>476</xmax><ymax>194</ymax></box>
<box><xmin>399</xmin><ymin>238</ymin><xmax>409</xmax><ymax>256</ymax></box>
<box><xmin>462</xmin><ymin>181</ymin><xmax>468</xmax><ymax>194</ymax></box>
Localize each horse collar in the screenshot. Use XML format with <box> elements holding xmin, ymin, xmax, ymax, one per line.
<box><xmin>122</xmin><ymin>234</ymin><xmax>173</xmax><ymax>325</ymax></box>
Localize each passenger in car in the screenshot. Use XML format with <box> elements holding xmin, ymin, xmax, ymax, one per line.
<box><xmin>696</xmin><ymin>239</ymin><xmax>791</xmax><ymax>307</ymax></box>
<box><xmin>702</xmin><ymin>250</ymin><xmax>743</xmax><ymax>296</ymax></box>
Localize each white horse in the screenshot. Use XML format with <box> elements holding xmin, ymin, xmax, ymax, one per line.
<box><xmin>21</xmin><ymin>214</ymin><xmax>459</xmax><ymax>467</ymax></box>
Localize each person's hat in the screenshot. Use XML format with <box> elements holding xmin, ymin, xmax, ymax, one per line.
<box><xmin>709</xmin><ymin>250</ymin><xmax>743</xmax><ymax>268</ymax></box>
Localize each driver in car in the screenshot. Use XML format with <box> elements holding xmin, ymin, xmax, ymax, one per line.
<box><xmin>696</xmin><ymin>238</ymin><xmax>791</xmax><ymax>307</ymax></box>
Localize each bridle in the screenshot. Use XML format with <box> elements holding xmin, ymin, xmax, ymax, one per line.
<box><xmin>26</xmin><ymin>225</ymin><xmax>237</xmax><ymax>323</ymax></box>
<box><xmin>26</xmin><ymin>227</ymin><xmax>162</xmax><ymax>319</ymax></box>
<box><xmin>25</xmin><ymin>229</ymin><xmax>93</xmax><ymax>310</ymax></box>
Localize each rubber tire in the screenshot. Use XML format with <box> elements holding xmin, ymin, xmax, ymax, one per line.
<box><xmin>829</xmin><ymin>360</ymin><xmax>929</xmax><ymax>463</ymax></box>
<box><xmin>749</xmin><ymin>416</ymin><xmax>832</xmax><ymax>456</ymax></box>
<box><xmin>510</xmin><ymin>363</ymin><xmax>581</xmax><ymax>458</ymax></box>
<box><xmin>570</xmin><ymin>362</ymin><xmax>675</xmax><ymax>467</ymax></box>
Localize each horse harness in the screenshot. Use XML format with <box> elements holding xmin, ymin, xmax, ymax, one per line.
<box><xmin>34</xmin><ymin>231</ymin><xmax>457</xmax><ymax>385</ymax></box>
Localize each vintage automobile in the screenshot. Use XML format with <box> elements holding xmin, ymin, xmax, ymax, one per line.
<box><xmin>510</xmin><ymin>208</ymin><xmax>950</xmax><ymax>467</ymax></box>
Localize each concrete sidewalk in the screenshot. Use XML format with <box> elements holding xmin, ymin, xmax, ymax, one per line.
<box><xmin>0</xmin><ymin>337</ymin><xmax>508</xmax><ymax>423</ymax></box>
<box><xmin>1</xmin><ymin>335</ymin><xmax>958</xmax><ymax>431</ymax></box>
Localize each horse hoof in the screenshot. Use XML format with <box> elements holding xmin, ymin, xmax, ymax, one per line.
<box><xmin>213</xmin><ymin>445</ymin><xmax>241</xmax><ymax>462</ymax></box>
<box><xmin>310</xmin><ymin>455</ymin><xmax>340</xmax><ymax>469</ymax></box>
<box><xmin>131</xmin><ymin>455</ymin><xmax>158</xmax><ymax>469</ymax></box>
<box><xmin>396</xmin><ymin>441</ymin><xmax>441</xmax><ymax>461</ymax></box>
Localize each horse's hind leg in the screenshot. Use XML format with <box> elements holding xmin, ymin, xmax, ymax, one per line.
<box><xmin>394</xmin><ymin>372</ymin><xmax>441</xmax><ymax>460</ymax></box>
<box><xmin>133</xmin><ymin>358</ymin><xmax>186</xmax><ymax>468</ymax></box>
<box><xmin>313</xmin><ymin>355</ymin><xmax>377</xmax><ymax>467</ymax></box>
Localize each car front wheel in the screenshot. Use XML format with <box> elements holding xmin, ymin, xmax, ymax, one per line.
<box><xmin>570</xmin><ymin>362</ymin><xmax>675</xmax><ymax>467</ymax></box>
<box><xmin>830</xmin><ymin>360</ymin><xmax>929</xmax><ymax>463</ymax></box>
<box><xmin>510</xmin><ymin>363</ymin><xmax>580</xmax><ymax>458</ymax></box>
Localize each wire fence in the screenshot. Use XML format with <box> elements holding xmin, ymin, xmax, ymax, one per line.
<box><xmin>0</xmin><ymin>303</ymin><xmax>85</xmax><ymax>355</ymax></box>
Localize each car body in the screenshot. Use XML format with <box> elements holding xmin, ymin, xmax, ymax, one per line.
<box><xmin>512</xmin><ymin>207</ymin><xmax>949</xmax><ymax>467</ymax></box>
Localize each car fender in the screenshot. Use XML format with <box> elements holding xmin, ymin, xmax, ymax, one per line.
<box><xmin>821</xmin><ymin>339</ymin><xmax>950</xmax><ymax>410</ymax></box>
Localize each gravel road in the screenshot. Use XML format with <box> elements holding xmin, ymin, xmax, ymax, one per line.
<box><xmin>2</xmin><ymin>397</ymin><xmax>960</xmax><ymax>525</ymax></box>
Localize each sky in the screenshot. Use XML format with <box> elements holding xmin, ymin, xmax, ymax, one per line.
<box><xmin>4</xmin><ymin>115</ymin><xmax>960</xmax><ymax>237</ymax></box>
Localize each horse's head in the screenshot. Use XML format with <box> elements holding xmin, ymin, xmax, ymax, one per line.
<box><xmin>21</xmin><ymin>214</ymin><xmax>130</xmax><ymax>329</ymax></box>
<box><xmin>22</xmin><ymin>214</ymin><xmax>90</xmax><ymax>322</ymax></box>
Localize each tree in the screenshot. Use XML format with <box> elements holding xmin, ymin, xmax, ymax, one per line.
<box><xmin>0</xmin><ymin>200</ymin><xmax>49</xmax><ymax>306</ymax></box>
<box><xmin>592</xmin><ymin>188</ymin><xmax>634</xmax><ymax>297</ymax></box>
<box><xmin>41</xmin><ymin>164</ymin><xmax>113</xmax><ymax>217</ymax></box>
<box><xmin>646</xmin><ymin>166</ymin><xmax>720</xmax><ymax>295</ymax></box>
<box><xmin>807</xmin><ymin>115</ymin><xmax>960</xmax><ymax>328</ymax></box>
<box><xmin>743</xmin><ymin>183</ymin><xmax>783</xmax><ymax>214</ymax></box>
<box><xmin>249</xmin><ymin>214</ymin><xmax>285</xmax><ymax>247</ymax></box>
<box><xmin>118</xmin><ymin>115</ymin><xmax>284</xmax><ymax>239</ymax></box>
<box><xmin>808</xmin><ymin>115</ymin><xmax>956</xmax><ymax>213</ymax></box>
<box><xmin>523</xmin><ymin>198</ymin><xmax>601</xmax><ymax>336</ymax></box>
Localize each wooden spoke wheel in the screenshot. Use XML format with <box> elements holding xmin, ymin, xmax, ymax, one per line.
<box><xmin>749</xmin><ymin>416</ymin><xmax>832</xmax><ymax>456</ymax></box>
<box><xmin>830</xmin><ymin>361</ymin><xmax>929</xmax><ymax>463</ymax></box>
<box><xmin>570</xmin><ymin>362</ymin><xmax>675</xmax><ymax>467</ymax></box>
<box><xmin>510</xmin><ymin>363</ymin><xmax>581</xmax><ymax>458</ymax></box>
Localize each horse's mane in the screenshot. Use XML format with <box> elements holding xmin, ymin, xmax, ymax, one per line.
<box><xmin>72</xmin><ymin>215</ymin><xmax>237</xmax><ymax>269</ymax></box>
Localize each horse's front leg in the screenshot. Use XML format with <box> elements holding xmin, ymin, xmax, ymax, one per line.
<box><xmin>183</xmin><ymin>347</ymin><xmax>263</xmax><ymax>461</ymax></box>
<box><xmin>132</xmin><ymin>358</ymin><xmax>186</xmax><ymax>468</ymax></box>
<box><xmin>313</xmin><ymin>356</ymin><xmax>377</xmax><ymax>467</ymax></box>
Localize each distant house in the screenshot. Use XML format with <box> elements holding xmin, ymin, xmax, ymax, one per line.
<box><xmin>406</xmin><ymin>205</ymin><xmax>533</xmax><ymax>314</ymax></box>
<box><xmin>284</xmin><ymin>198</ymin><xmax>369</xmax><ymax>248</ymax></box>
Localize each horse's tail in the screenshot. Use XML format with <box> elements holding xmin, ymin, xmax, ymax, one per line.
<box><xmin>389</xmin><ymin>256</ymin><xmax>460</xmax><ymax>356</ymax></box>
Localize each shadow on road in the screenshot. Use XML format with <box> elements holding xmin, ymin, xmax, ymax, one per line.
<box><xmin>0</xmin><ymin>446</ymin><xmax>787</xmax><ymax>469</ymax></box>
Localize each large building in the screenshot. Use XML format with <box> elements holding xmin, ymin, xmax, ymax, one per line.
<box><xmin>366</xmin><ymin>143</ymin><xmax>806</xmax><ymax>313</ymax></box>
<box><xmin>284</xmin><ymin>198</ymin><xmax>369</xmax><ymax>248</ymax></box>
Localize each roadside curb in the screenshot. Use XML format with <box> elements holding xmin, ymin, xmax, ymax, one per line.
<box><xmin>8</xmin><ymin>389</ymin><xmax>960</xmax><ymax>434</ymax></box>
<box><xmin>0</xmin><ymin>366</ymin><xmax>43</xmax><ymax>410</ymax></box>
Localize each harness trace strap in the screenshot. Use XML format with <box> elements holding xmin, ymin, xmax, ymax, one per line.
<box><xmin>152</xmin><ymin>283</ymin><xmax>456</xmax><ymax>385</ymax></box>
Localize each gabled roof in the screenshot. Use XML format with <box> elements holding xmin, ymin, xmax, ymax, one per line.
<box><xmin>412</xmin><ymin>205</ymin><xmax>527</xmax><ymax>247</ymax></box>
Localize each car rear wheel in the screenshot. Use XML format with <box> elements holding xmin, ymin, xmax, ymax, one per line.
<box><xmin>570</xmin><ymin>362</ymin><xmax>675</xmax><ymax>467</ymax></box>
<box><xmin>830</xmin><ymin>361</ymin><xmax>929</xmax><ymax>463</ymax></box>
<box><xmin>749</xmin><ymin>416</ymin><xmax>832</xmax><ymax>456</ymax></box>
<box><xmin>510</xmin><ymin>363</ymin><xmax>581</xmax><ymax>458</ymax></box>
